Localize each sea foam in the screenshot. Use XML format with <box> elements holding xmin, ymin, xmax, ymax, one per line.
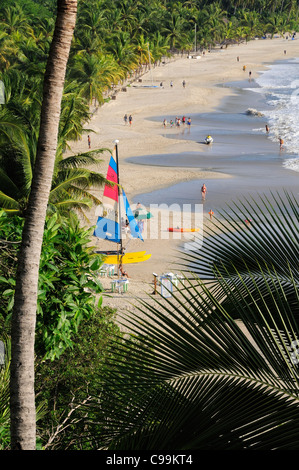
<box><xmin>255</xmin><ymin>58</ymin><xmax>299</xmax><ymax>172</ymax></box>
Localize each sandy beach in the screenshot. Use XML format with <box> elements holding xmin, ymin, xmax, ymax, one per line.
<box><xmin>69</xmin><ymin>37</ymin><xmax>299</xmax><ymax>318</ymax></box>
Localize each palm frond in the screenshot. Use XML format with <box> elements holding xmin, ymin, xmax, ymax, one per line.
<box><xmin>83</xmin><ymin>191</ymin><xmax>299</xmax><ymax>450</ymax></box>
<box><xmin>91</xmin><ymin>264</ymin><xmax>299</xmax><ymax>450</ymax></box>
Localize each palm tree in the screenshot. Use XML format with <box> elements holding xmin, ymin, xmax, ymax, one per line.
<box><xmin>198</xmin><ymin>3</ymin><xmax>228</xmax><ymax>46</ymax></box>
<box><xmin>266</xmin><ymin>13</ymin><xmax>289</xmax><ymax>37</ymax></box>
<box><xmin>0</xmin><ymin>72</ymin><xmax>88</xmax><ymax>214</ymax></box>
<box><xmin>149</xmin><ymin>31</ymin><xmax>171</xmax><ymax>64</ymax></box>
<box><xmin>83</xmin><ymin>192</ymin><xmax>299</xmax><ymax>450</ymax></box>
<box><xmin>69</xmin><ymin>52</ymin><xmax>121</xmax><ymax>104</ymax></box>
<box><xmin>0</xmin><ymin>4</ymin><xmax>33</xmax><ymax>36</ymax></box>
<box><xmin>10</xmin><ymin>0</ymin><xmax>77</xmax><ymax>450</ymax></box>
<box><xmin>238</xmin><ymin>9</ymin><xmax>263</xmax><ymax>39</ymax></box>
<box><xmin>162</xmin><ymin>11</ymin><xmax>189</xmax><ymax>50</ymax></box>
<box><xmin>71</xmin><ymin>29</ymin><xmax>103</xmax><ymax>57</ymax></box>
<box><xmin>106</xmin><ymin>31</ymin><xmax>139</xmax><ymax>78</ymax></box>
<box><xmin>0</xmin><ymin>86</ymin><xmax>107</xmax><ymax>217</ymax></box>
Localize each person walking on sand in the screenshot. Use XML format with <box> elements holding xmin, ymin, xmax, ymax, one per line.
<box><xmin>87</xmin><ymin>135</ymin><xmax>91</xmax><ymax>149</ymax></box>
<box><xmin>201</xmin><ymin>183</ymin><xmax>207</xmax><ymax>201</ymax></box>
<box><xmin>209</xmin><ymin>209</ymin><xmax>214</xmax><ymax>220</ymax></box>
<box><xmin>170</xmin><ymin>80</ymin><xmax>173</xmax><ymax>88</ymax></box>
<box><xmin>182</xmin><ymin>79</ymin><xmax>186</xmax><ymax>88</ymax></box>
<box><xmin>124</xmin><ymin>114</ymin><xmax>128</xmax><ymax>125</ymax></box>
<box><xmin>129</xmin><ymin>114</ymin><xmax>132</xmax><ymax>126</ymax></box>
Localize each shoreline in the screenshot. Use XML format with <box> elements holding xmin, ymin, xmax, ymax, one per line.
<box><xmin>69</xmin><ymin>38</ymin><xmax>299</xmax><ymax>308</ymax></box>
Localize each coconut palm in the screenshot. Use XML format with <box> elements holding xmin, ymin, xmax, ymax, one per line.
<box><xmin>71</xmin><ymin>30</ymin><xmax>103</xmax><ymax>57</ymax></box>
<box><xmin>238</xmin><ymin>9</ymin><xmax>263</xmax><ymax>39</ymax></box>
<box><xmin>69</xmin><ymin>52</ymin><xmax>121</xmax><ymax>104</ymax></box>
<box><xmin>266</xmin><ymin>13</ymin><xmax>289</xmax><ymax>37</ymax></box>
<box><xmin>162</xmin><ymin>11</ymin><xmax>189</xmax><ymax>50</ymax></box>
<box><xmin>106</xmin><ymin>31</ymin><xmax>139</xmax><ymax>77</ymax></box>
<box><xmin>10</xmin><ymin>0</ymin><xmax>78</xmax><ymax>450</ymax></box>
<box><xmin>0</xmin><ymin>94</ymin><xmax>107</xmax><ymax>217</ymax></box>
<box><xmin>149</xmin><ymin>32</ymin><xmax>171</xmax><ymax>64</ymax></box>
<box><xmin>0</xmin><ymin>4</ymin><xmax>33</xmax><ymax>37</ymax></box>
<box><xmin>82</xmin><ymin>192</ymin><xmax>299</xmax><ymax>450</ymax></box>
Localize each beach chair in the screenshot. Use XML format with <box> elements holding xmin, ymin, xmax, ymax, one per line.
<box><xmin>98</xmin><ymin>264</ymin><xmax>109</xmax><ymax>277</ymax></box>
<box><xmin>111</xmin><ymin>279</ymin><xmax>129</xmax><ymax>293</ymax></box>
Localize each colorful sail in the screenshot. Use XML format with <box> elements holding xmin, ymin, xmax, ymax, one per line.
<box><xmin>93</xmin><ymin>152</ymin><xmax>144</xmax><ymax>243</ymax></box>
<box><xmin>122</xmin><ymin>189</ymin><xmax>143</xmax><ymax>241</ymax></box>
<box><xmin>94</xmin><ymin>152</ymin><xmax>120</xmax><ymax>242</ymax></box>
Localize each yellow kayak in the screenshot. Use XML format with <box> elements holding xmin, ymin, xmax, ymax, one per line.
<box><xmin>104</xmin><ymin>251</ymin><xmax>152</xmax><ymax>264</ymax></box>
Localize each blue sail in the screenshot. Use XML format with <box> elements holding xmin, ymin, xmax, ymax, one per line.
<box><xmin>93</xmin><ymin>216</ymin><xmax>121</xmax><ymax>243</ymax></box>
<box><xmin>122</xmin><ymin>189</ymin><xmax>143</xmax><ymax>241</ymax></box>
<box><xmin>93</xmin><ymin>150</ymin><xmax>144</xmax><ymax>243</ymax></box>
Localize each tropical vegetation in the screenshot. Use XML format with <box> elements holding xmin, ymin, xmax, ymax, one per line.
<box><xmin>77</xmin><ymin>192</ymin><xmax>299</xmax><ymax>450</ymax></box>
<box><xmin>0</xmin><ymin>0</ymin><xmax>298</xmax><ymax>215</ymax></box>
<box><xmin>0</xmin><ymin>0</ymin><xmax>299</xmax><ymax>452</ymax></box>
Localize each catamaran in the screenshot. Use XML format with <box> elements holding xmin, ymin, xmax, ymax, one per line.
<box><xmin>93</xmin><ymin>140</ymin><xmax>151</xmax><ymax>266</ymax></box>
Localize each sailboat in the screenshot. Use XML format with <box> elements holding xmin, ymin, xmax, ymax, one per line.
<box><xmin>93</xmin><ymin>140</ymin><xmax>151</xmax><ymax>265</ymax></box>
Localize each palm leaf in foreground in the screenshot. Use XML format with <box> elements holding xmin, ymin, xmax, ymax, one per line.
<box><xmin>181</xmin><ymin>191</ymin><xmax>298</xmax><ymax>283</ymax></box>
<box><xmin>82</xmin><ymin>191</ymin><xmax>299</xmax><ymax>450</ymax></box>
<box><xmin>85</xmin><ymin>265</ymin><xmax>299</xmax><ymax>450</ymax></box>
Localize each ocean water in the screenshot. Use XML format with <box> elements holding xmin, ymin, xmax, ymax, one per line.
<box><xmin>253</xmin><ymin>57</ymin><xmax>299</xmax><ymax>172</ymax></box>
<box><xmin>130</xmin><ymin>58</ymin><xmax>299</xmax><ymax>214</ymax></box>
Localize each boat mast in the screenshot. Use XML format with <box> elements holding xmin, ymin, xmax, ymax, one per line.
<box><xmin>114</xmin><ymin>139</ymin><xmax>123</xmax><ymax>274</ymax></box>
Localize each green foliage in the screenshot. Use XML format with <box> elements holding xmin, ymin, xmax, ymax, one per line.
<box><xmin>35</xmin><ymin>306</ymin><xmax>123</xmax><ymax>449</ymax></box>
<box><xmin>0</xmin><ymin>210</ymin><xmax>104</xmax><ymax>360</ymax></box>
<box><xmin>80</xmin><ymin>193</ymin><xmax>299</xmax><ymax>450</ymax></box>
<box><xmin>37</xmin><ymin>214</ymin><xmax>104</xmax><ymax>360</ymax></box>
<box><xmin>0</xmin><ymin>1</ymin><xmax>297</xmax><ymax>217</ymax></box>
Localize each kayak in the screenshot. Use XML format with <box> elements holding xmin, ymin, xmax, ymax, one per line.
<box><xmin>168</xmin><ymin>228</ymin><xmax>199</xmax><ymax>233</ymax></box>
<box><xmin>103</xmin><ymin>251</ymin><xmax>151</xmax><ymax>264</ymax></box>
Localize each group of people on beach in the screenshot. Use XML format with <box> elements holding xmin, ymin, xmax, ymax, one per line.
<box><xmin>165</xmin><ymin>79</ymin><xmax>186</xmax><ymax>88</ymax></box>
<box><xmin>163</xmin><ymin>116</ymin><xmax>191</xmax><ymax>128</ymax></box>
<box><xmin>123</xmin><ymin>113</ymin><xmax>133</xmax><ymax>125</ymax></box>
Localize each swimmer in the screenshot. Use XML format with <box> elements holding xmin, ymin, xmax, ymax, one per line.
<box><xmin>201</xmin><ymin>183</ymin><xmax>207</xmax><ymax>201</ymax></box>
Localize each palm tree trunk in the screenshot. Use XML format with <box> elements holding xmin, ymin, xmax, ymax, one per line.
<box><xmin>9</xmin><ymin>0</ymin><xmax>77</xmax><ymax>450</ymax></box>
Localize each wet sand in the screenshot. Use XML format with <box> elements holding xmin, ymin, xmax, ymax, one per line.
<box><xmin>68</xmin><ymin>37</ymin><xmax>299</xmax><ymax>317</ymax></box>
<box><xmin>128</xmin><ymin>82</ymin><xmax>299</xmax><ymax>215</ymax></box>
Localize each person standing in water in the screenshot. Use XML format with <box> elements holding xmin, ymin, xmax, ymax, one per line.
<box><xmin>201</xmin><ymin>183</ymin><xmax>207</xmax><ymax>201</ymax></box>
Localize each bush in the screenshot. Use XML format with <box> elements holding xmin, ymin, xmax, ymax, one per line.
<box><xmin>0</xmin><ymin>210</ymin><xmax>104</xmax><ymax>360</ymax></box>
